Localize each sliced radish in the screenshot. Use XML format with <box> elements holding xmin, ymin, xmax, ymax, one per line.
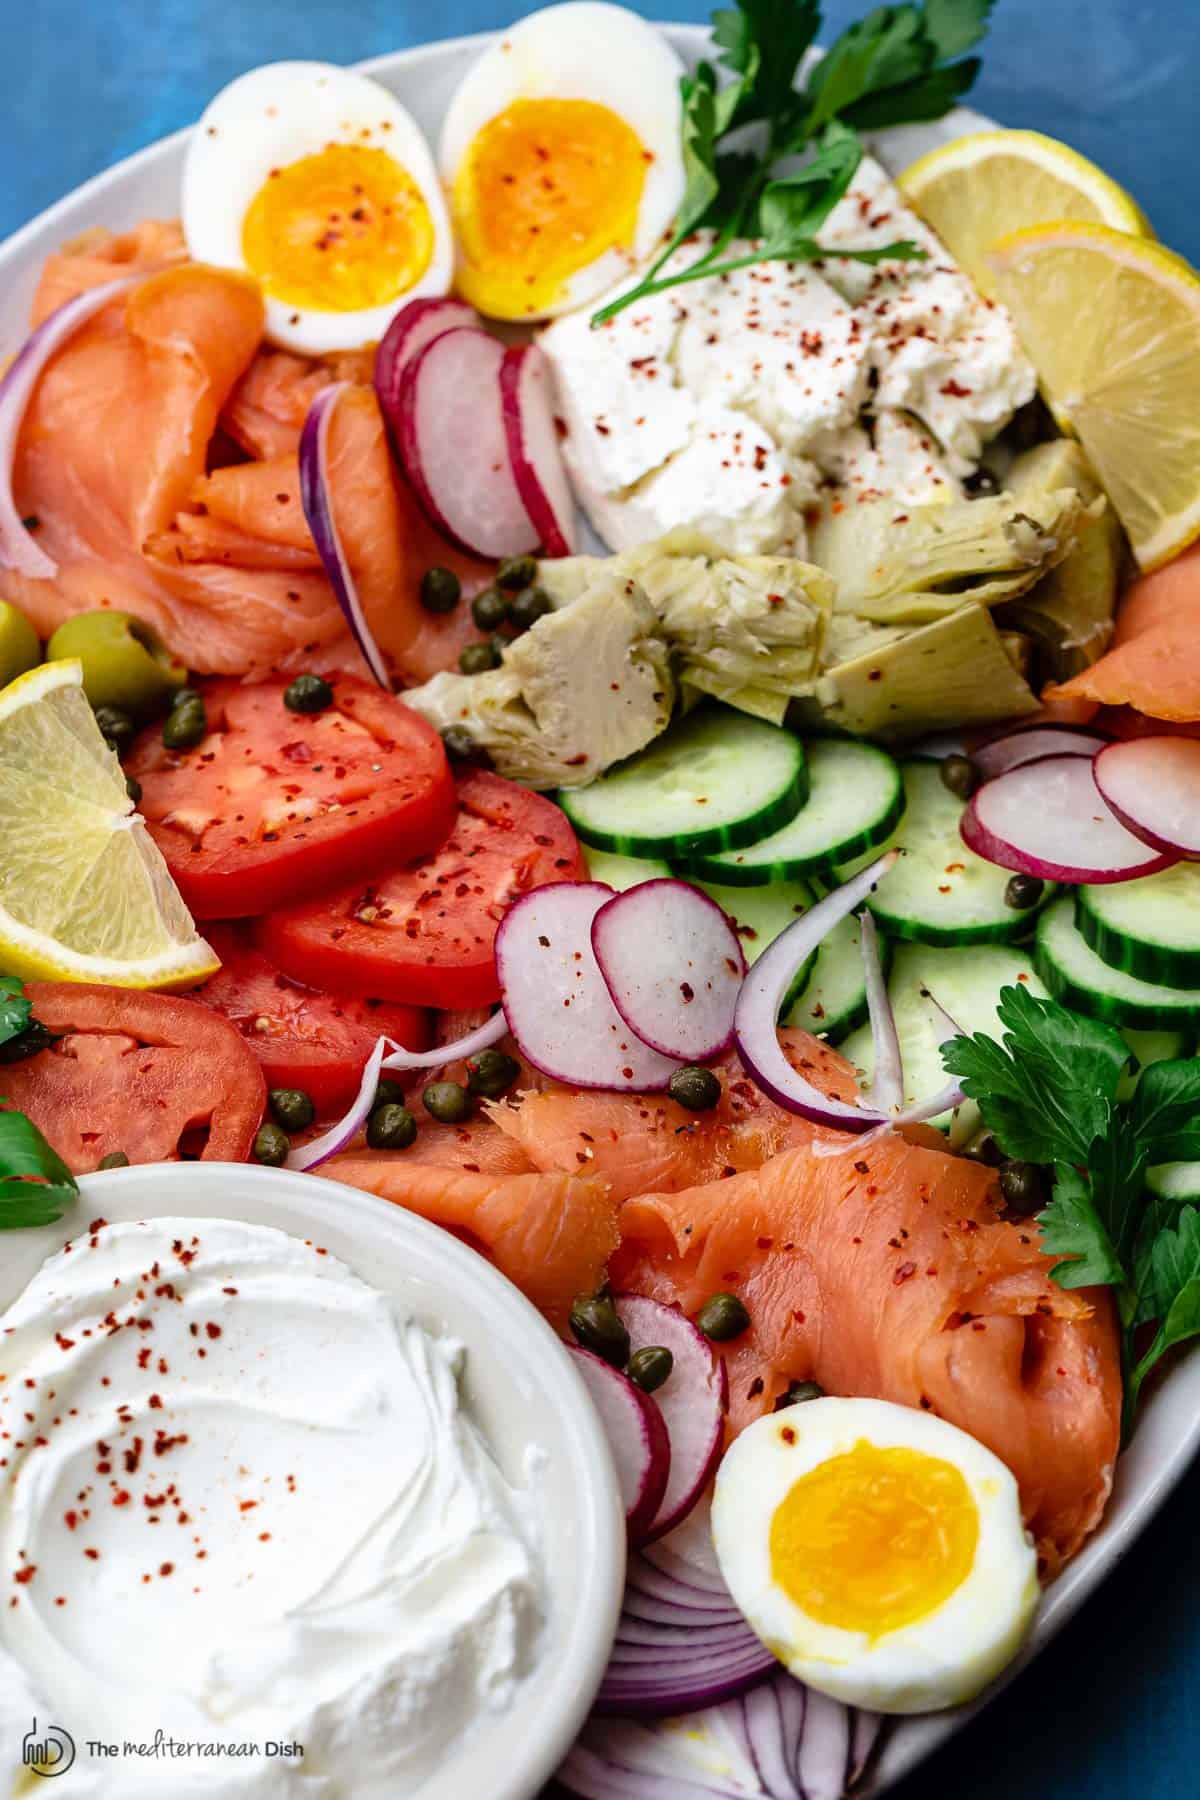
<box><xmin>495</xmin><ymin>882</ymin><xmax>679</xmax><ymax>1091</ymax></box>
<box><xmin>499</xmin><ymin>344</ymin><xmax>577</xmax><ymax>557</ymax></box>
<box><xmin>614</xmin><ymin>1294</ymin><xmax>728</xmax><ymax>1542</ymax></box>
<box><xmin>591</xmin><ymin>880</ymin><xmax>745</xmax><ymax>1063</ymax></box>
<box><xmin>374</xmin><ymin>295</ymin><xmax>478</xmax><ymax>435</ymax></box>
<box><xmin>1093</xmin><ymin>736</ymin><xmax>1200</xmax><ymax>860</ymax></box>
<box><xmin>972</xmin><ymin>725</ymin><xmax>1109</xmax><ymax>781</ymax></box>
<box><xmin>397</xmin><ymin>326</ymin><xmax>537</xmax><ymax>558</ymax></box>
<box><xmin>962</xmin><ymin>754</ymin><xmax>1178</xmax><ymax>885</ymax></box>
<box><xmin>569</xmin><ymin>1346</ymin><xmax>670</xmax><ymax>1546</ymax></box>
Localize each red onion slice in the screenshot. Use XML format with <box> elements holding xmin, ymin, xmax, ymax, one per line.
<box><xmin>286</xmin><ymin>1035</ymin><xmax>390</xmax><ymax>1172</ymax></box>
<box><xmin>614</xmin><ymin>1295</ymin><xmax>728</xmax><ymax>1542</ymax></box>
<box><xmin>972</xmin><ymin>725</ymin><xmax>1109</xmax><ymax>781</ymax></box>
<box><xmin>380</xmin><ymin>1009</ymin><xmax>508</xmax><ymax>1073</ymax></box>
<box><xmin>499</xmin><ymin>343</ymin><xmax>578</xmax><ymax>557</ymax></box>
<box><xmin>591</xmin><ymin>880</ymin><xmax>745</xmax><ymax>1063</ymax></box>
<box><xmin>569</xmin><ymin>1347</ymin><xmax>671</xmax><ymax>1547</ymax></box>
<box><xmin>299</xmin><ymin>383</ymin><xmax>391</xmax><ymax>690</ymax></box>
<box><xmin>375</xmin><ymin>296</ymin><xmax>478</xmax><ymax>438</ymax></box>
<box><xmin>0</xmin><ymin>276</ymin><xmax>141</xmax><ymax>578</ymax></box>
<box><xmin>961</xmin><ymin>753</ymin><xmax>1177</xmax><ymax>884</ymax></box>
<box><xmin>860</xmin><ymin>912</ymin><xmax>902</xmax><ymax>1114</ymax></box>
<box><xmin>1093</xmin><ymin>736</ymin><xmax>1200</xmax><ymax>860</ymax></box>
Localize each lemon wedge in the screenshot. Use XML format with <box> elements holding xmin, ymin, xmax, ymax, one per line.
<box><xmin>0</xmin><ymin>660</ymin><xmax>218</xmax><ymax>987</ymax></box>
<box><xmin>988</xmin><ymin>223</ymin><xmax>1200</xmax><ymax>571</ymax></box>
<box><xmin>899</xmin><ymin>130</ymin><xmax>1148</xmax><ymax>298</ymax></box>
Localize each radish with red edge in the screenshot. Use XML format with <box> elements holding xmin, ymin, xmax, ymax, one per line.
<box><xmin>961</xmin><ymin>754</ymin><xmax>1177</xmax><ymax>884</ymax></box>
<box><xmin>613</xmin><ymin>1294</ymin><xmax>727</xmax><ymax>1541</ymax></box>
<box><xmin>499</xmin><ymin>343</ymin><xmax>577</xmax><ymax>557</ymax></box>
<box><xmin>972</xmin><ymin>725</ymin><xmax>1109</xmax><ymax>781</ymax></box>
<box><xmin>568</xmin><ymin>1347</ymin><xmax>670</xmax><ymax>1547</ymax></box>
<box><xmin>1093</xmin><ymin>736</ymin><xmax>1200</xmax><ymax>860</ymax></box>
<box><xmin>591</xmin><ymin>880</ymin><xmax>745</xmax><ymax>1063</ymax></box>
<box><xmin>495</xmin><ymin>882</ymin><xmax>679</xmax><ymax>1091</ymax></box>
<box><xmin>374</xmin><ymin>296</ymin><xmax>478</xmax><ymax>437</ymax></box>
<box><xmin>397</xmin><ymin>326</ymin><xmax>537</xmax><ymax>558</ymax></box>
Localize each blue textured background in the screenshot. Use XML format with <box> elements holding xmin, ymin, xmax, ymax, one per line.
<box><xmin>1</xmin><ymin>2</ymin><xmax>1197</xmax><ymax>1794</ymax></box>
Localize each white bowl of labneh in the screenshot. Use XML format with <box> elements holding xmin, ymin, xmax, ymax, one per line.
<box><xmin>0</xmin><ymin>1163</ymin><xmax>625</xmax><ymax>1799</ymax></box>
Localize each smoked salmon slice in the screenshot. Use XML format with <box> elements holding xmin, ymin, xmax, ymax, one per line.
<box><xmin>1045</xmin><ymin>543</ymin><xmax>1200</xmax><ymax>721</ymax></box>
<box><xmin>31</xmin><ymin>220</ymin><xmax>187</xmax><ymax>322</ymax></box>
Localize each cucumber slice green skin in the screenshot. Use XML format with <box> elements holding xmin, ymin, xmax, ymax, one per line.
<box><xmin>1117</xmin><ymin>1027</ymin><xmax>1193</xmax><ymax>1103</ymax></box>
<box><xmin>1035</xmin><ymin>897</ymin><xmax>1200</xmax><ymax>1030</ymax></box>
<box><xmin>681</xmin><ymin>740</ymin><xmax>904</xmax><ymax>886</ymax></box>
<box><xmin>1077</xmin><ymin>867</ymin><xmax>1200</xmax><ymax>989</ymax></box>
<box><xmin>785</xmin><ymin>912</ymin><xmax>886</xmax><ymax>1045</ymax></box>
<box><xmin>558</xmin><ymin>706</ymin><xmax>808</xmax><ymax>860</ymax></box>
<box><xmin>582</xmin><ymin>848</ymin><xmax>672</xmax><ymax>891</ymax></box>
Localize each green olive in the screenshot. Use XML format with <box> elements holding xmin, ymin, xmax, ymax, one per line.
<box><xmin>269</xmin><ymin>1087</ymin><xmax>315</xmax><ymax>1132</ymax></box>
<box><xmin>471</xmin><ymin>586</ymin><xmax>511</xmax><ymax>631</ymax></box>
<box><xmin>253</xmin><ymin>1122</ymin><xmax>290</xmax><ymax>1167</ymax></box>
<box><xmin>496</xmin><ymin>555</ymin><xmax>538</xmax><ymax>593</ymax></box>
<box><xmin>97</xmin><ymin>1150</ymin><xmax>130</xmax><ymax>1170</ymax></box>
<box><xmin>696</xmin><ymin>1292</ymin><xmax>750</xmax><ymax>1341</ymax></box>
<box><xmin>0</xmin><ymin>601</ymin><xmax>40</xmax><ymax>688</ymax></box>
<box><xmin>569</xmin><ymin>1294</ymin><xmax>630</xmax><ymax>1368</ymax></box>
<box><xmin>509</xmin><ymin>586</ymin><xmax>552</xmax><ymax>632</ymax></box>
<box><xmin>466</xmin><ymin>1047</ymin><xmax>522</xmax><ymax>1099</ymax></box>
<box><xmin>999</xmin><ymin>1159</ymin><xmax>1047</xmax><ymax>1216</ymax></box>
<box><xmin>627</xmin><ymin>1345</ymin><xmax>673</xmax><ymax>1394</ymax></box>
<box><xmin>774</xmin><ymin>1379</ymin><xmax>824</xmax><ymax>1409</ymax></box>
<box><xmin>422</xmin><ymin>1080</ymin><xmax>472</xmax><ymax>1124</ymax></box>
<box><xmin>283</xmin><ymin>674</ymin><xmax>334</xmax><ymax>715</ymax></box>
<box><xmin>459</xmin><ymin>640</ymin><xmax>502</xmax><ymax>676</ymax></box>
<box><xmin>93</xmin><ymin>704</ymin><xmax>136</xmax><ymax>755</ymax></box>
<box><xmin>668</xmin><ymin>1066</ymin><xmax>722</xmax><ymax>1112</ymax></box>
<box><xmin>939</xmin><ymin>753</ymin><xmax>979</xmax><ymax>800</ymax></box>
<box><xmin>372</xmin><ymin>1078</ymin><xmax>408</xmax><ymax>1110</ymax></box>
<box><xmin>366</xmin><ymin>1102</ymin><xmax>418</xmax><ymax>1150</ymax></box>
<box><xmin>1004</xmin><ymin>873</ymin><xmax>1045</xmax><ymax>911</ymax></box>
<box><xmin>419</xmin><ymin>566</ymin><xmax>462</xmax><ymax>614</ymax></box>
<box><xmin>162</xmin><ymin>695</ymin><xmax>208</xmax><ymax>751</ymax></box>
<box><xmin>46</xmin><ymin>610</ymin><xmax>187</xmax><ymax>718</ymax></box>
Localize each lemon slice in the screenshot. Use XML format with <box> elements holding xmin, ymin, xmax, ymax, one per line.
<box><xmin>899</xmin><ymin>130</ymin><xmax>1148</xmax><ymax>299</ymax></box>
<box><xmin>988</xmin><ymin>223</ymin><xmax>1200</xmax><ymax>572</ymax></box>
<box><xmin>0</xmin><ymin>660</ymin><xmax>218</xmax><ymax>987</ymax></box>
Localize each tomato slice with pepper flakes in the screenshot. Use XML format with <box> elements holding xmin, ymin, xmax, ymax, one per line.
<box><xmin>194</xmin><ymin>925</ymin><xmax>430</xmax><ymax>1114</ymax></box>
<box><xmin>127</xmin><ymin>675</ymin><xmax>456</xmax><ymax>919</ymax></box>
<box><xmin>256</xmin><ymin>770</ymin><xmax>586</xmax><ymax>1009</ymax></box>
<box><xmin>1</xmin><ymin>983</ymin><xmax>266</xmax><ymax>1173</ymax></box>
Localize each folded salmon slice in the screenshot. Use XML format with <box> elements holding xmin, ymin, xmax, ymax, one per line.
<box><xmin>613</xmin><ymin>1134</ymin><xmax>1120</xmax><ymax>1573</ymax></box>
<box><xmin>1046</xmin><ymin>543</ymin><xmax>1200</xmax><ymax>721</ymax></box>
<box><xmin>31</xmin><ymin>220</ymin><xmax>188</xmax><ymax>322</ymax></box>
<box><xmin>322</xmin><ymin>1158</ymin><xmax>616</xmax><ymax>1326</ymax></box>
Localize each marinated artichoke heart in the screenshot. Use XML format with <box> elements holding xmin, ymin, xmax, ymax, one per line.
<box><xmin>404</xmin><ymin>574</ymin><xmax>673</xmax><ymax>788</ymax></box>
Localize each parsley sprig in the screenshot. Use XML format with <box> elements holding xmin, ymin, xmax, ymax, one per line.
<box><xmin>591</xmin><ymin>0</ymin><xmax>994</xmax><ymax>326</ymax></box>
<box><xmin>941</xmin><ymin>984</ymin><xmax>1200</xmax><ymax>1435</ymax></box>
<box><xmin>0</xmin><ymin>978</ymin><xmax>77</xmax><ymax>1232</ymax></box>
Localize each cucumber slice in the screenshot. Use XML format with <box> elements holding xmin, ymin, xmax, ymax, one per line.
<box><xmin>866</xmin><ymin>759</ymin><xmax>1055</xmax><ymax>946</ymax></box>
<box><xmin>842</xmin><ymin>941</ymin><xmax>1047</xmax><ymax>1129</ymax></box>
<box><xmin>697</xmin><ymin>878</ymin><xmax>817</xmax><ymax>1009</ymax></box>
<box><xmin>559</xmin><ymin>706</ymin><xmax>807</xmax><ymax>859</ymax></box>
<box><xmin>1116</xmin><ymin>1027</ymin><xmax>1192</xmax><ymax>1102</ymax></box>
<box><xmin>785</xmin><ymin>912</ymin><xmax>885</xmax><ymax>1044</ymax></box>
<box><xmin>1078</xmin><ymin>864</ymin><xmax>1200</xmax><ymax>988</ymax></box>
<box><xmin>583</xmin><ymin>847</ymin><xmax>672</xmax><ymax>891</ymax></box>
<box><xmin>1035</xmin><ymin>897</ymin><xmax>1200</xmax><ymax>1029</ymax></box>
<box><xmin>1147</xmin><ymin>1160</ymin><xmax>1200</xmax><ymax>1203</ymax></box>
<box><xmin>684</xmin><ymin>740</ymin><xmax>903</xmax><ymax>885</ymax></box>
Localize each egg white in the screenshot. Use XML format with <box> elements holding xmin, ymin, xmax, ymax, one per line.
<box><xmin>438</xmin><ymin>1</ymin><xmax>686</xmax><ymax>320</ymax></box>
<box><xmin>182</xmin><ymin>61</ymin><xmax>452</xmax><ymax>354</ymax></box>
<box><xmin>711</xmin><ymin>1397</ymin><xmax>1040</xmax><ymax>1715</ymax></box>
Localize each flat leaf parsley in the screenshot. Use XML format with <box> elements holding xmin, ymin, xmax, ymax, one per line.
<box><xmin>0</xmin><ymin>979</ymin><xmax>77</xmax><ymax>1231</ymax></box>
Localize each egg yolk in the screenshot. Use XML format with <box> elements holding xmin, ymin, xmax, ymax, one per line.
<box><xmin>769</xmin><ymin>1440</ymin><xmax>979</xmax><ymax>1640</ymax></box>
<box><xmin>241</xmin><ymin>143</ymin><xmax>434</xmax><ymax>313</ymax></box>
<box><xmin>452</xmin><ymin>98</ymin><xmax>648</xmax><ymax>317</ymax></box>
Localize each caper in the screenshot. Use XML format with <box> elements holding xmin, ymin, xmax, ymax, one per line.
<box><xmin>774</xmin><ymin>1379</ymin><xmax>824</xmax><ymax>1410</ymax></box>
<box><xmin>97</xmin><ymin>1150</ymin><xmax>130</xmax><ymax>1170</ymax></box>
<box><xmin>269</xmin><ymin>1087</ymin><xmax>315</xmax><ymax>1132</ymax></box>
<box><xmin>961</xmin><ymin>1130</ymin><xmax>1003</xmax><ymax>1167</ymax></box>
<box><xmin>373</xmin><ymin>1078</ymin><xmax>408</xmax><ymax>1110</ymax></box>
<box><xmin>696</xmin><ymin>1292</ymin><xmax>750</xmax><ymax>1341</ymax></box>
<box><xmin>471</xmin><ymin>586</ymin><xmax>511</xmax><ymax>631</ymax></box>
<box><xmin>126</xmin><ymin>774</ymin><xmax>142</xmax><ymax>805</ymax></box>
<box><xmin>508</xmin><ymin>586</ymin><xmax>552</xmax><ymax>632</ymax></box>
<box><xmin>999</xmin><ymin>1159</ymin><xmax>1047</xmax><ymax>1216</ymax></box>
<box><xmin>422</xmin><ymin>1080</ymin><xmax>472</xmax><ymax>1124</ymax></box>
<box><xmin>627</xmin><ymin>1346</ymin><xmax>673</xmax><ymax>1394</ymax></box>
<box><xmin>419</xmin><ymin>566</ymin><xmax>462</xmax><ymax>614</ymax></box>
<box><xmin>459</xmin><ymin>640</ymin><xmax>502</xmax><ymax>676</ymax></box>
<box><xmin>366</xmin><ymin>1102</ymin><xmax>418</xmax><ymax>1150</ymax></box>
<box><xmin>668</xmin><ymin>1065</ymin><xmax>722</xmax><ymax>1112</ymax></box>
<box><xmin>940</xmin><ymin>753</ymin><xmax>978</xmax><ymax>800</ymax></box>
<box><xmin>569</xmin><ymin>1294</ymin><xmax>631</xmax><ymax>1368</ymax></box>
<box><xmin>963</xmin><ymin>467</ymin><xmax>1001</xmax><ymax>499</ymax></box>
<box><xmin>162</xmin><ymin>694</ymin><xmax>207</xmax><ymax>750</ymax></box>
<box><xmin>172</xmin><ymin>686</ymin><xmax>202</xmax><ymax>710</ymax></box>
<box><xmin>253</xmin><ymin>1121</ymin><xmax>290</xmax><ymax>1167</ymax></box>
<box><xmin>283</xmin><ymin>673</ymin><xmax>334</xmax><ymax>715</ymax></box>
<box><xmin>496</xmin><ymin>555</ymin><xmax>538</xmax><ymax>593</ymax></box>
<box><xmin>441</xmin><ymin>725</ymin><xmax>491</xmax><ymax>767</ymax></box>
<box><xmin>466</xmin><ymin>1047</ymin><xmax>522</xmax><ymax>1099</ymax></box>
<box><xmin>94</xmin><ymin>704</ymin><xmax>136</xmax><ymax>754</ymax></box>
<box><xmin>0</xmin><ymin>1019</ymin><xmax>56</xmax><ymax>1064</ymax></box>
<box><xmin>1004</xmin><ymin>873</ymin><xmax>1045</xmax><ymax>911</ymax></box>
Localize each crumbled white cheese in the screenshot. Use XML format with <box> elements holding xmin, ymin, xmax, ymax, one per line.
<box><xmin>812</xmin><ymin>409</ymin><xmax>960</xmax><ymax>507</ymax></box>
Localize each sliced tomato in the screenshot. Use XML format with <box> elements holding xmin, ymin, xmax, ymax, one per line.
<box><xmin>2</xmin><ymin>983</ymin><xmax>266</xmax><ymax>1173</ymax></box>
<box><xmin>257</xmin><ymin>770</ymin><xmax>586</xmax><ymax>1009</ymax></box>
<box><xmin>127</xmin><ymin>675</ymin><xmax>456</xmax><ymax>918</ymax></box>
<box><xmin>194</xmin><ymin>925</ymin><xmax>430</xmax><ymax>1113</ymax></box>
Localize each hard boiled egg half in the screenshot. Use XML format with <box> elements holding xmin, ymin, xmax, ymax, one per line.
<box><xmin>439</xmin><ymin>2</ymin><xmax>686</xmax><ymax>321</ymax></box>
<box><xmin>182</xmin><ymin>62</ymin><xmax>452</xmax><ymax>354</ymax></box>
<box><xmin>712</xmin><ymin>1397</ymin><xmax>1039</xmax><ymax>1714</ymax></box>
